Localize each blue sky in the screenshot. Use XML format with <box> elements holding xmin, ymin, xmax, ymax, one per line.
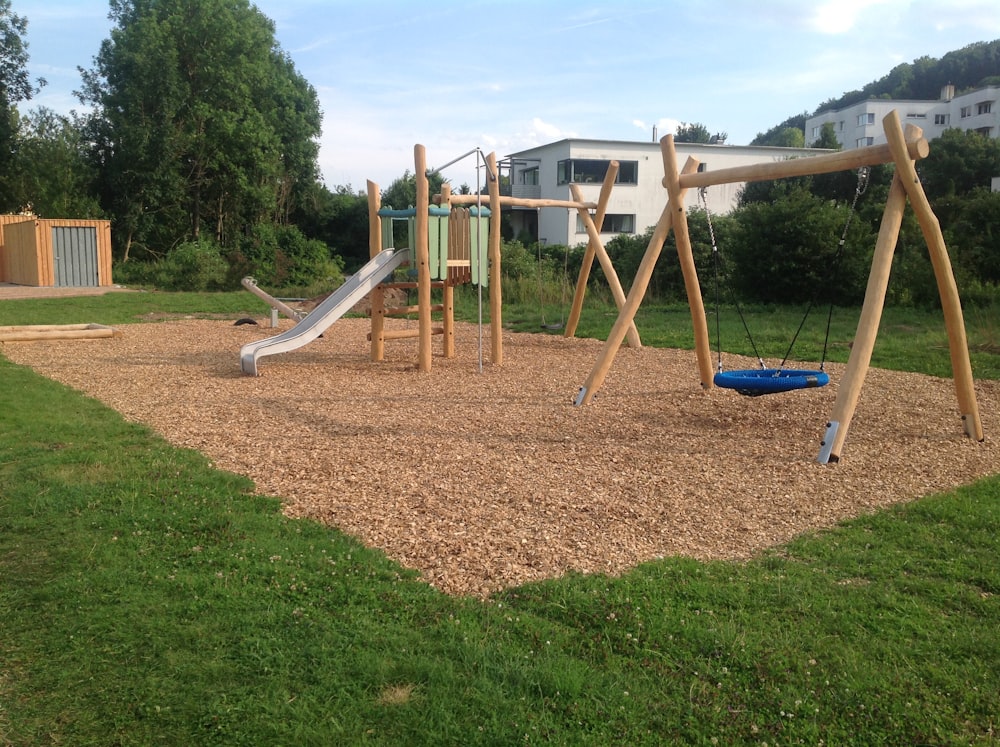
<box><xmin>13</xmin><ymin>0</ymin><xmax>1000</xmax><ymax>190</ymax></box>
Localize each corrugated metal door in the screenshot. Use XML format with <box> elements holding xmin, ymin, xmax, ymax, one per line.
<box><xmin>52</xmin><ymin>227</ymin><xmax>99</xmax><ymax>287</ymax></box>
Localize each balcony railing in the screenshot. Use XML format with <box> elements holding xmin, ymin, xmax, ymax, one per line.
<box><xmin>508</xmin><ymin>184</ymin><xmax>541</xmax><ymax>199</ymax></box>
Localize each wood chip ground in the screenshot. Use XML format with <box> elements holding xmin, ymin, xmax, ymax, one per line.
<box><xmin>5</xmin><ymin>317</ymin><xmax>998</xmax><ymax>597</ymax></box>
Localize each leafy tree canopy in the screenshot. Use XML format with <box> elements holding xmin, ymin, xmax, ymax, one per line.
<box><xmin>0</xmin><ymin>0</ymin><xmax>37</xmax><ymax>105</ymax></box>
<box><xmin>750</xmin><ymin>113</ymin><xmax>809</xmax><ymax>147</ymax></box>
<box><xmin>674</xmin><ymin>122</ymin><xmax>728</xmax><ymax>144</ymax></box>
<box><xmin>809</xmin><ymin>122</ymin><xmax>841</xmax><ymax>150</ymax></box>
<box><xmin>8</xmin><ymin>107</ymin><xmax>103</xmax><ymax>218</ymax></box>
<box><xmin>813</xmin><ymin>39</ymin><xmax>1000</xmax><ymax>115</ymax></box>
<box><xmin>918</xmin><ymin>127</ymin><xmax>1000</xmax><ymax>199</ymax></box>
<box><xmin>78</xmin><ymin>0</ymin><xmax>322</xmax><ymax>259</ymax></box>
<box><xmin>1</xmin><ymin>0</ymin><xmax>45</xmax><ymax>209</ymax></box>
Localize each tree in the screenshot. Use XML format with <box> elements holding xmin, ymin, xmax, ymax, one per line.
<box><xmin>763</xmin><ymin>127</ymin><xmax>805</xmax><ymax>148</ymax></box>
<box><xmin>947</xmin><ymin>189</ymin><xmax>1000</xmax><ymax>288</ymax></box>
<box><xmin>809</xmin><ymin>122</ymin><xmax>841</xmax><ymax>150</ymax></box>
<box><xmin>0</xmin><ymin>0</ymin><xmax>44</xmax><ymax>210</ymax></box>
<box><xmin>8</xmin><ymin>107</ymin><xmax>102</xmax><ymax>217</ymax></box>
<box><xmin>918</xmin><ymin>127</ymin><xmax>1000</xmax><ymax>200</ymax></box>
<box><xmin>729</xmin><ymin>186</ymin><xmax>873</xmax><ymax>305</ymax></box>
<box><xmin>291</xmin><ymin>183</ymin><xmax>371</xmax><ymax>272</ymax></box>
<box><xmin>751</xmin><ymin>113</ymin><xmax>808</xmax><ymax>146</ymax></box>
<box><xmin>79</xmin><ymin>0</ymin><xmax>322</xmax><ymax>259</ymax></box>
<box><xmin>674</xmin><ymin>122</ymin><xmax>713</xmax><ymax>144</ymax></box>
<box><xmin>380</xmin><ymin>169</ymin><xmax>448</xmax><ymax>210</ymax></box>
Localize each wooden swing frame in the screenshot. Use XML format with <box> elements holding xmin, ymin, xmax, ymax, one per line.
<box><xmin>575</xmin><ymin>110</ymin><xmax>984</xmax><ymax>464</ymax></box>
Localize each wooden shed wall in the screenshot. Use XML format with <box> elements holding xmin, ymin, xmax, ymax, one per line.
<box><xmin>0</xmin><ymin>216</ymin><xmax>113</xmax><ymax>287</ymax></box>
<box><xmin>2</xmin><ymin>220</ymin><xmax>46</xmax><ymax>286</ymax></box>
<box><xmin>0</xmin><ymin>215</ymin><xmax>34</xmax><ymax>283</ymax></box>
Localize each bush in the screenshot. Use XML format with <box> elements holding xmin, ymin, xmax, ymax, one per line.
<box><xmin>232</xmin><ymin>224</ymin><xmax>344</xmax><ymax>291</ymax></box>
<box><xmin>113</xmin><ymin>240</ymin><xmax>230</xmax><ymax>291</ymax></box>
<box><xmin>497</xmin><ymin>240</ymin><xmax>580</xmax><ymax>307</ymax></box>
<box><xmin>729</xmin><ymin>189</ymin><xmax>872</xmax><ymax>305</ymax></box>
<box><xmin>160</xmin><ymin>241</ymin><xmax>230</xmax><ymax>291</ymax></box>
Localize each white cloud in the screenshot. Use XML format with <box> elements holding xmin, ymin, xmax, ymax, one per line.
<box><xmin>531</xmin><ymin>117</ymin><xmax>567</xmax><ymax>139</ymax></box>
<box><xmin>807</xmin><ymin>0</ymin><xmax>895</xmax><ymax>34</ymax></box>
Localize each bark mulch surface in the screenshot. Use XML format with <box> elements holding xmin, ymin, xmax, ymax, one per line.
<box><xmin>5</xmin><ymin>317</ymin><xmax>997</xmax><ymax>597</ymax></box>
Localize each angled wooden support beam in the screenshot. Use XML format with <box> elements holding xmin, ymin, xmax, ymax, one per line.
<box><xmin>819</xmin><ymin>111</ymin><xmax>983</xmax><ymax>462</ymax></box>
<box><xmin>565</xmin><ymin>161</ymin><xmax>619</xmax><ymax>338</ymax></box>
<box><xmin>885</xmin><ymin>112</ymin><xmax>983</xmax><ymax>442</ymax></box>
<box><xmin>575</xmin><ymin>142</ymin><xmax>700</xmax><ymax>405</ymax></box>
<box><xmin>819</xmin><ymin>172</ymin><xmax>908</xmax><ymax>463</ymax></box>
<box><xmin>664</xmin><ymin>144</ymin><xmax>714</xmax><ymax>389</ymax></box>
<box><xmin>569</xmin><ymin>182</ymin><xmax>641</xmax><ymax>348</ymax></box>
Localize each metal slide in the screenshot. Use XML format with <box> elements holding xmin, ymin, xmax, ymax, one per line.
<box><xmin>240</xmin><ymin>249</ymin><xmax>408</xmax><ymax>375</ymax></box>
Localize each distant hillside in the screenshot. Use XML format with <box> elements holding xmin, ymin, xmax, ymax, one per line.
<box><xmin>752</xmin><ymin>39</ymin><xmax>1000</xmax><ymax>146</ymax></box>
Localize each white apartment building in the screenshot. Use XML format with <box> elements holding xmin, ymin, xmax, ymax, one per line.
<box><xmin>804</xmin><ymin>84</ymin><xmax>999</xmax><ymax>149</ymax></box>
<box><xmin>502</xmin><ymin>139</ymin><xmax>830</xmax><ymax>247</ymax></box>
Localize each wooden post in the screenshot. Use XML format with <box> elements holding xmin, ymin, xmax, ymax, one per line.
<box><xmin>884</xmin><ymin>112</ymin><xmax>983</xmax><ymax>442</ymax></box>
<box><xmin>367</xmin><ymin>180</ymin><xmax>386</xmax><ymax>362</ymax></box>
<box><xmin>486</xmin><ymin>152</ymin><xmax>503</xmax><ymax>365</ymax></box>
<box><xmin>442</xmin><ymin>281</ymin><xmax>455</xmax><ymax>357</ymax></box>
<box><xmin>663</xmin><ymin>141</ymin><xmax>714</xmax><ymax>389</ymax></box>
<box><xmin>575</xmin><ymin>151</ymin><xmax>701</xmax><ymax>405</ymax></box>
<box><xmin>569</xmin><ymin>183</ymin><xmax>641</xmax><ymax>348</ymax></box>
<box><xmin>415</xmin><ymin>145</ymin><xmax>432</xmax><ymax>372</ymax></box>
<box><xmin>565</xmin><ymin>162</ymin><xmax>618</xmax><ymax>337</ymax></box>
<box><xmin>818</xmin><ymin>173</ymin><xmax>908</xmax><ymax>463</ymax></box>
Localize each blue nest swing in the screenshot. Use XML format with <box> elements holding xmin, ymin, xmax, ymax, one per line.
<box><xmin>699</xmin><ymin>168</ymin><xmax>869</xmax><ymax>399</ymax></box>
<box><xmin>714</xmin><ymin>368</ymin><xmax>829</xmax><ymax>397</ymax></box>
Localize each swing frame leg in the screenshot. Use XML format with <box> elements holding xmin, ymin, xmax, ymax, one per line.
<box><xmin>818</xmin><ymin>113</ymin><xmax>983</xmax><ymax>463</ymax></box>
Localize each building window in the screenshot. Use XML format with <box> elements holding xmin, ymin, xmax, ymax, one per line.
<box><xmin>961</xmin><ymin>106</ymin><xmax>972</xmax><ymax>118</ymax></box>
<box><xmin>576</xmin><ymin>213</ymin><xmax>635</xmax><ymax>234</ymax></box>
<box><xmin>974</xmin><ymin>126</ymin><xmax>993</xmax><ymax>137</ymax></box>
<box><xmin>977</xmin><ymin>101</ymin><xmax>993</xmax><ymax>115</ymax></box>
<box><xmin>857</xmin><ymin>113</ymin><xmax>875</xmax><ymax>126</ymax></box>
<box><xmin>557</xmin><ymin>159</ymin><xmax>638</xmax><ymax>185</ymax></box>
<box><xmin>519</xmin><ymin>167</ymin><xmax>539</xmax><ymax>186</ymax></box>
<box><xmin>935</xmin><ymin>114</ymin><xmax>950</xmax><ymax>125</ymax></box>
<box><xmin>811</xmin><ymin>126</ymin><xmax>821</xmax><ymax>139</ymax></box>
<box><xmin>856</xmin><ymin>137</ymin><xmax>874</xmax><ymax>147</ymax></box>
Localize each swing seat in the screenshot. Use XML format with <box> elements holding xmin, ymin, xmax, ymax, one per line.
<box><xmin>714</xmin><ymin>368</ymin><xmax>829</xmax><ymax>397</ymax></box>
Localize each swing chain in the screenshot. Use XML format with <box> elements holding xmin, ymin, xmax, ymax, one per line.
<box><xmin>838</xmin><ymin>166</ymin><xmax>870</xmax><ymax>249</ymax></box>
<box><xmin>699</xmin><ymin>187</ymin><xmax>719</xmax><ymax>254</ymax></box>
<box><xmin>699</xmin><ymin>188</ymin><xmax>724</xmax><ymax>374</ymax></box>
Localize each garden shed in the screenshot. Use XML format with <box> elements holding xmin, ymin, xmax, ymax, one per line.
<box><xmin>0</xmin><ymin>215</ymin><xmax>113</xmax><ymax>287</ymax></box>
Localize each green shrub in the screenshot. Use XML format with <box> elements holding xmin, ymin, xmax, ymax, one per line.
<box><xmin>158</xmin><ymin>240</ymin><xmax>230</xmax><ymax>291</ymax></box>
<box><xmin>729</xmin><ymin>189</ymin><xmax>872</xmax><ymax>305</ymax></box>
<box><xmin>113</xmin><ymin>240</ymin><xmax>230</xmax><ymax>291</ymax></box>
<box><xmin>233</xmin><ymin>224</ymin><xmax>344</xmax><ymax>291</ymax></box>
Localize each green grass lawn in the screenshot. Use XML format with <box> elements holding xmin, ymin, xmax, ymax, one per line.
<box><xmin>2</xmin><ymin>291</ymin><xmax>999</xmax><ymax>744</ymax></box>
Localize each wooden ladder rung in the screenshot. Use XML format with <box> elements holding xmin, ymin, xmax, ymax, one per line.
<box><xmin>384</xmin><ymin>304</ymin><xmax>444</xmax><ymax>316</ymax></box>
<box><xmin>368</xmin><ymin>327</ymin><xmax>445</xmax><ymax>341</ymax></box>
<box><xmin>380</xmin><ymin>281</ymin><xmax>447</xmax><ymax>290</ymax></box>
